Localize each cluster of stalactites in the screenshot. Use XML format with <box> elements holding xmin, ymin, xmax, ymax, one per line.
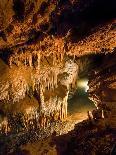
<box><xmin>7</xmin><ymin>49</ymin><xmax>65</xmax><ymax>91</ymax></box>
<box><xmin>0</xmin><ymin>48</ymin><xmax>66</xmax><ymax>102</ymax></box>
<box><xmin>0</xmin><ymin>64</ymin><xmax>62</xmax><ymax>103</ymax></box>
<box><xmin>0</xmin><ymin>52</ymin><xmax>77</xmax><ymax>128</ymax></box>
<box><xmin>33</xmin><ymin>67</ymin><xmax>60</xmax><ymax>92</ymax></box>
<box><xmin>38</xmin><ymin>83</ymin><xmax>69</xmax><ymax>120</ymax></box>
<box><xmin>39</xmin><ymin>89</ymin><xmax>69</xmax><ymax>119</ymax></box>
<box><xmin>8</xmin><ymin>43</ymin><xmax>65</xmax><ymax>69</ymax></box>
<box><xmin>0</xmin><ymin>72</ymin><xmax>58</xmax><ymax>103</ymax></box>
<box><xmin>0</xmin><ymin>91</ymin><xmax>69</xmax><ymax>135</ymax></box>
<box><xmin>8</xmin><ymin>51</ymin><xmax>41</xmax><ymax>69</ymax></box>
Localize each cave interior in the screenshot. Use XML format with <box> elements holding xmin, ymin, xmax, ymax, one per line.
<box><xmin>0</xmin><ymin>0</ymin><xmax>116</xmax><ymax>155</ymax></box>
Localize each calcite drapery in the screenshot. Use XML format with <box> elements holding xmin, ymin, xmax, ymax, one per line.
<box><xmin>0</xmin><ymin>53</ymin><xmax>78</xmax><ymax>133</ymax></box>
<box><xmin>0</xmin><ymin>0</ymin><xmax>115</xmax><ymax>137</ymax></box>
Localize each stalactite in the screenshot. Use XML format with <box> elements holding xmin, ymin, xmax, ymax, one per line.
<box><xmin>63</xmin><ymin>97</ymin><xmax>66</xmax><ymax>119</ymax></box>
<box><xmin>9</xmin><ymin>56</ymin><xmax>13</xmax><ymax>68</ymax></box>
<box><xmin>36</xmin><ymin>52</ymin><xmax>41</xmax><ymax>69</ymax></box>
<box><xmin>65</xmin><ymin>91</ymin><xmax>69</xmax><ymax>118</ymax></box>
<box><xmin>61</xmin><ymin>52</ymin><xmax>64</xmax><ymax>62</ymax></box>
<box><xmin>53</xmin><ymin>70</ymin><xmax>57</xmax><ymax>88</ymax></box>
<box><xmin>40</xmin><ymin>85</ymin><xmax>45</xmax><ymax>111</ymax></box>
<box><xmin>28</xmin><ymin>54</ymin><xmax>32</xmax><ymax>67</ymax></box>
<box><xmin>17</xmin><ymin>57</ymin><xmax>20</xmax><ymax>66</ymax></box>
<box><xmin>53</xmin><ymin>53</ymin><xmax>56</xmax><ymax>66</ymax></box>
<box><xmin>102</xmin><ymin>110</ymin><xmax>105</xmax><ymax>118</ymax></box>
<box><xmin>0</xmin><ymin>117</ymin><xmax>9</xmax><ymax>135</ymax></box>
<box><xmin>87</xmin><ymin>111</ymin><xmax>93</xmax><ymax>120</ymax></box>
<box><xmin>0</xmin><ymin>42</ymin><xmax>79</xmax><ymax>132</ymax></box>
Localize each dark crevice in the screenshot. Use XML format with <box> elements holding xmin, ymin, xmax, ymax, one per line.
<box><xmin>13</xmin><ymin>0</ymin><xmax>25</xmax><ymax>21</ymax></box>
<box><xmin>50</xmin><ymin>0</ymin><xmax>116</xmax><ymax>39</ymax></box>
<box><xmin>38</xmin><ymin>1</ymin><xmax>49</xmax><ymax>15</ymax></box>
<box><xmin>0</xmin><ymin>49</ymin><xmax>13</xmax><ymax>64</ymax></box>
<box><xmin>26</xmin><ymin>29</ymin><xmax>45</xmax><ymax>45</ymax></box>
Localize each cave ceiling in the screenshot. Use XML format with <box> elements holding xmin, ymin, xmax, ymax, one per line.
<box><xmin>0</xmin><ymin>0</ymin><xmax>115</xmax><ymax>56</ymax></box>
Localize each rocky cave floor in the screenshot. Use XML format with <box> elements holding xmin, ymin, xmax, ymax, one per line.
<box><xmin>53</xmin><ymin>120</ymin><xmax>116</xmax><ymax>155</ymax></box>
<box><xmin>0</xmin><ymin>116</ymin><xmax>79</xmax><ymax>155</ymax></box>
<box><xmin>0</xmin><ymin>117</ymin><xmax>116</xmax><ymax>155</ymax></box>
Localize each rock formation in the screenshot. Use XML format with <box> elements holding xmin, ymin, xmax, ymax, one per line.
<box><xmin>0</xmin><ymin>0</ymin><xmax>115</xmax><ymax>154</ymax></box>
<box><xmin>88</xmin><ymin>52</ymin><xmax>116</xmax><ymax>129</ymax></box>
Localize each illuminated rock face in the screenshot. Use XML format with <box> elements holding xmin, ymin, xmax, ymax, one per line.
<box><xmin>0</xmin><ymin>0</ymin><xmax>115</xmax><ymax>134</ymax></box>
<box><xmin>0</xmin><ymin>57</ymin><xmax>78</xmax><ymax>101</ymax></box>
<box><xmin>88</xmin><ymin>53</ymin><xmax>116</xmax><ymax>129</ymax></box>
<box><xmin>0</xmin><ymin>0</ymin><xmax>115</xmax><ymax>55</ymax></box>
<box><xmin>0</xmin><ymin>54</ymin><xmax>78</xmax><ymax>133</ymax></box>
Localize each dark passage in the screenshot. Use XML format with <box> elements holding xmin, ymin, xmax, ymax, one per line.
<box><xmin>68</xmin><ymin>78</ymin><xmax>95</xmax><ymax>122</ymax></box>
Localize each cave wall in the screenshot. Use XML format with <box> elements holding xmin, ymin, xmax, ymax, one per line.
<box><xmin>88</xmin><ymin>52</ymin><xmax>116</xmax><ymax>129</ymax></box>
<box><xmin>0</xmin><ymin>0</ymin><xmax>116</xmax><ymax>134</ymax></box>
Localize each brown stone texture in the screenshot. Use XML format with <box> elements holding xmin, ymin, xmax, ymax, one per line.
<box><xmin>88</xmin><ymin>52</ymin><xmax>116</xmax><ymax>129</ymax></box>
